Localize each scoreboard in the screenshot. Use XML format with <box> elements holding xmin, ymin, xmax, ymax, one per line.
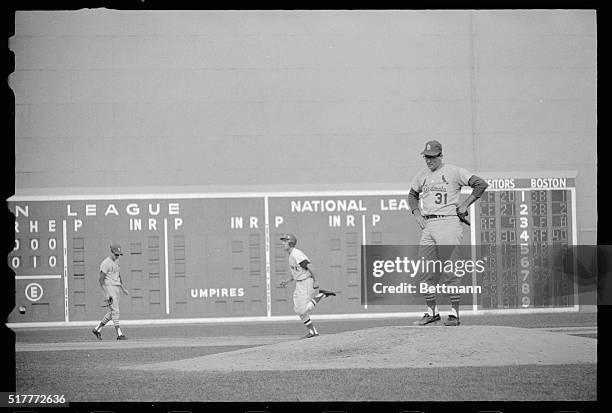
<box><xmin>470</xmin><ymin>174</ymin><xmax>577</xmax><ymax>310</ymax></box>
<box><xmin>7</xmin><ymin>172</ymin><xmax>579</xmax><ymax>325</ymax></box>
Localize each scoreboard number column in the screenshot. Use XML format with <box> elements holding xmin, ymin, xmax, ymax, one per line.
<box><xmin>551</xmin><ymin>189</ymin><xmax>573</xmax><ymax>307</ymax></box>
<box><xmin>9</xmin><ymin>204</ymin><xmax>68</xmax><ymax>322</ymax></box>
<box><xmin>519</xmin><ymin>191</ymin><xmax>532</xmax><ymax>308</ymax></box>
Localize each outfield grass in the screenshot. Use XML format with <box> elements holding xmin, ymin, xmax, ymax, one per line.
<box><xmin>16</xmin><ymin>346</ymin><xmax>596</xmax><ymax>402</ymax></box>
<box><xmin>13</xmin><ymin>313</ymin><xmax>597</xmax><ymax>402</ymax></box>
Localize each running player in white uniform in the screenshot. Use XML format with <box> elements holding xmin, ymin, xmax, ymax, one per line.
<box><xmin>278</xmin><ymin>234</ymin><xmax>336</xmax><ymax>339</ymax></box>
<box><xmin>92</xmin><ymin>244</ymin><xmax>129</xmax><ymax>340</ymax></box>
<box><xmin>408</xmin><ymin>140</ymin><xmax>488</xmax><ymax>326</ymax></box>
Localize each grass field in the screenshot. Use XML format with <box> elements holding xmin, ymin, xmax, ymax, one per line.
<box><xmin>12</xmin><ymin>312</ymin><xmax>597</xmax><ymax>403</ymax></box>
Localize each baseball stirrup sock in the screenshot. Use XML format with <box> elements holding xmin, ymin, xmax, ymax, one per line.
<box><xmin>425</xmin><ymin>299</ymin><xmax>438</xmax><ymax>316</ymax></box>
<box><xmin>303</xmin><ymin>300</ymin><xmax>315</xmax><ymax>313</ymax></box>
<box><xmin>304</xmin><ymin>319</ymin><xmax>318</xmax><ymax>335</ymax></box>
<box><xmin>450</xmin><ymin>298</ymin><xmax>460</xmax><ymax>318</ymax></box>
<box><xmin>304</xmin><ymin>318</ymin><xmax>317</xmax><ymax>334</ymax></box>
<box><xmin>97</xmin><ymin>315</ymin><xmax>111</xmax><ymax>329</ymax></box>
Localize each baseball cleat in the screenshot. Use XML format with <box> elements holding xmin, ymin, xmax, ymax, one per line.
<box><xmin>300</xmin><ymin>332</ymin><xmax>320</xmax><ymax>339</ymax></box>
<box><xmin>318</xmin><ymin>288</ymin><xmax>336</xmax><ymax>297</ymax></box>
<box><xmin>91</xmin><ymin>328</ymin><xmax>102</xmax><ymax>340</ymax></box>
<box><xmin>414</xmin><ymin>313</ymin><xmax>441</xmax><ymax>325</ymax></box>
<box><xmin>116</xmin><ymin>335</ymin><xmax>128</xmax><ymax>340</ymax></box>
<box><xmin>443</xmin><ymin>315</ymin><xmax>461</xmax><ymax>326</ymax></box>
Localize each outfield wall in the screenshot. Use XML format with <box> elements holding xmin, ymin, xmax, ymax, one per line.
<box><xmin>9</xmin><ymin>10</ymin><xmax>597</xmax><ymax>243</ymax></box>
<box><xmin>7</xmin><ymin>10</ymin><xmax>597</xmax><ymax>324</ymax></box>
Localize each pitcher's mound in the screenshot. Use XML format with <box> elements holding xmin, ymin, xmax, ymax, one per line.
<box><xmin>127</xmin><ymin>325</ymin><xmax>596</xmax><ymax>372</ymax></box>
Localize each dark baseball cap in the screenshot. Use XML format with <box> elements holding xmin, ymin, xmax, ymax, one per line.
<box><xmin>110</xmin><ymin>244</ymin><xmax>123</xmax><ymax>255</ymax></box>
<box><xmin>421</xmin><ymin>140</ymin><xmax>442</xmax><ymax>156</ymax></box>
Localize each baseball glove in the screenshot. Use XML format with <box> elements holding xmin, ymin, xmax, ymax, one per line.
<box><xmin>101</xmin><ymin>296</ymin><xmax>113</xmax><ymax>308</ymax></box>
<box><xmin>456</xmin><ymin>208</ymin><xmax>471</xmax><ymax>226</ymax></box>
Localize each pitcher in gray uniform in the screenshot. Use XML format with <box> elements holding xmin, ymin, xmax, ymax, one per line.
<box><xmin>408</xmin><ymin>140</ymin><xmax>488</xmax><ymax>326</ymax></box>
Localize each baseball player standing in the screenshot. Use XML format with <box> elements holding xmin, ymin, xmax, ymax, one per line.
<box><xmin>408</xmin><ymin>140</ymin><xmax>488</xmax><ymax>326</ymax></box>
<box><xmin>278</xmin><ymin>234</ymin><xmax>336</xmax><ymax>339</ymax></box>
<box><xmin>92</xmin><ymin>244</ymin><xmax>129</xmax><ymax>340</ymax></box>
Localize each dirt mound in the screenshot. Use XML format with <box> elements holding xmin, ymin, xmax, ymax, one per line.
<box><xmin>126</xmin><ymin>326</ymin><xmax>596</xmax><ymax>372</ymax></box>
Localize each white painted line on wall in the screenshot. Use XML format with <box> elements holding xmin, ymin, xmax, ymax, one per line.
<box><xmin>63</xmin><ymin>220</ymin><xmax>69</xmax><ymax>322</ymax></box>
<box><xmin>362</xmin><ymin>214</ymin><xmax>367</xmax><ymax>310</ymax></box>
<box><xmin>164</xmin><ymin>218</ymin><xmax>170</xmax><ymax>315</ymax></box>
<box><xmin>6</xmin><ymin>306</ymin><xmax>581</xmax><ymax>329</ymax></box>
<box><xmin>571</xmin><ymin>187</ymin><xmax>578</xmax><ymax>246</ymax></box>
<box><xmin>16</xmin><ymin>275</ymin><xmax>63</xmax><ymax>280</ymax></box>
<box><xmin>361</xmin><ymin>214</ymin><xmax>367</xmax><ymax>245</ymax></box>
<box><xmin>570</xmin><ymin>187</ymin><xmax>579</xmax><ymax>312</ymax></box>
<box><xmin>264</xmin><ymin>196</ymin><xmax>272</xmax><ymax>318</ymax></box>
<box><xmin>10</xmin><ymin>189</ymin><xmax>415</xmax><ymax>202</ymax></box>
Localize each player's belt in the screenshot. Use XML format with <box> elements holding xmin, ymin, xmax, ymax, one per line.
<box><xmin>423</xmin><ymin>214</ymin><xmax>453</xmax><ymax>219</ymax></box>
<box><xmin>296</xmin><ymin>276</ymin><xmax>312</xmax><ymax>282</ymax></box>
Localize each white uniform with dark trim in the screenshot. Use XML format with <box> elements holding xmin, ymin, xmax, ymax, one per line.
<box><xmin>288</xmin><ymin>247</ymin><xmax>315</xmax><ymax>314</ymax></box>
<box><xmin>100</xmin><ymin>256</ymin><xmax>122</xmax><ymax>318</ymax></box>
<box><xmin>100</xmin><ymin>257</ymin><xmax>121</xmax><ymax>285</ymax></box>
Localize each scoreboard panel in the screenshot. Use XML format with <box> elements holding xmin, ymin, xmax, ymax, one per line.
<box><xmin>7</xmin><ymin>172</ymin><xmax>579</xmax><ymax>325</ymax></box>
<box><xmin>9</xmin><ymin>198</ymin><xmax>267</xmax><ymax>322</ymax></box>
<box><xmin>471</xmin><ymin>174</ymin><xmax>577</xmax><ymax>311</ymax></box>
<box><xmin>267</xmin><ymin>195</ymin><xmax>472</xmax><ymax>315</ymax></box>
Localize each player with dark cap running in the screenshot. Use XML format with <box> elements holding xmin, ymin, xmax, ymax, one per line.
<box><xmin>279</xmin><ymin>234</ymin><xmax>336</xmax><ymax>338</ymax></box>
